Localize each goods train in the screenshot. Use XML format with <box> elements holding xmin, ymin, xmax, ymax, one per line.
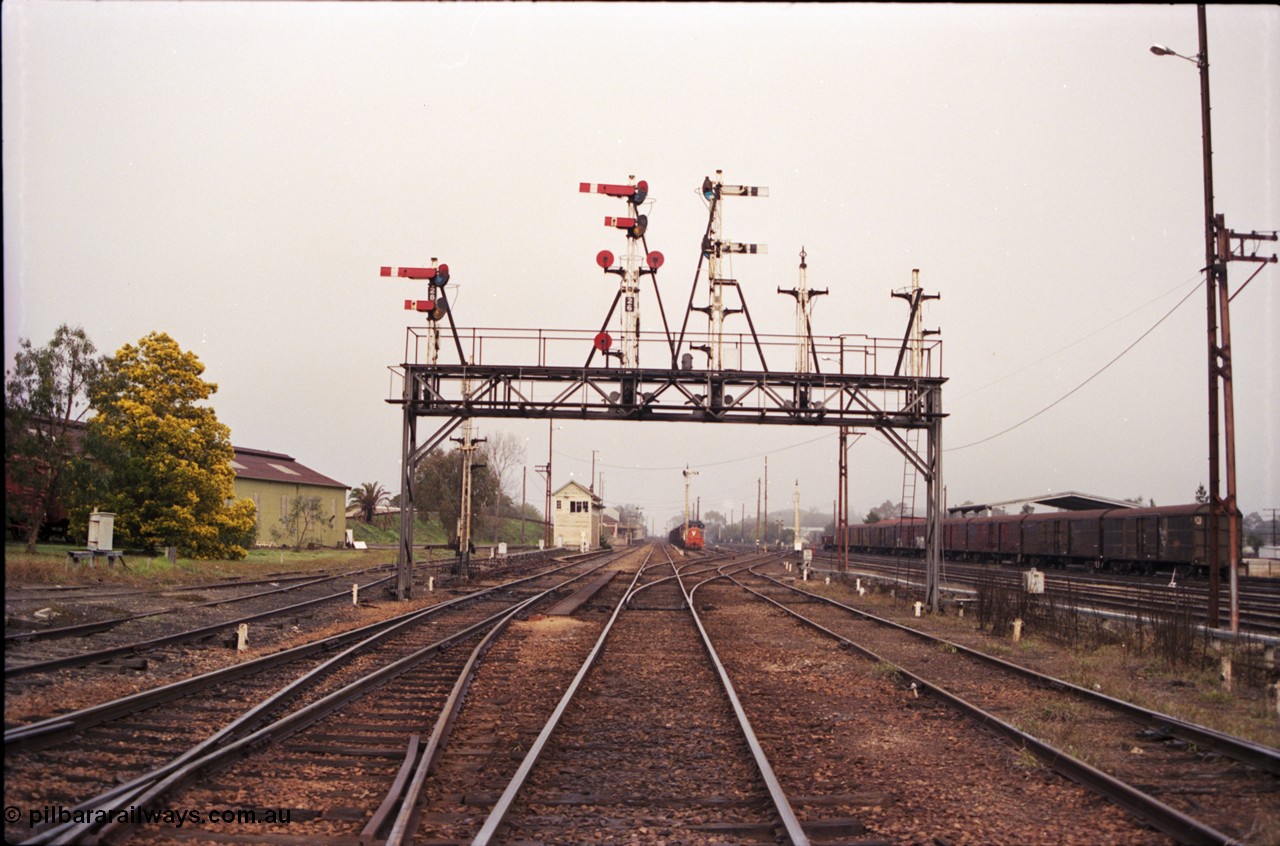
<box><xmin>823</xmin><ymin>502</ymin><xmax>1231</xmax><ymax>577</ymax></box>
<box><xmin>668</xmin><ymin>519</ymin><xmax>706</xmax><ymax>550</ymax></box>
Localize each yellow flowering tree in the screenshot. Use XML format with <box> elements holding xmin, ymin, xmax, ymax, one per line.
<box><xmin>85</xmin><ymin>332</ymin><xmax>256</xmax><ymax>559</ymax></box>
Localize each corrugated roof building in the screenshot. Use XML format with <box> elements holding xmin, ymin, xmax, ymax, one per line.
<box><xmin>231</xmin><ymin>448</ymin><xmax>348</xmax><ymax>548</ymax></box>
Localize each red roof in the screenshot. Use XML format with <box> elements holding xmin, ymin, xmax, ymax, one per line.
<box><xmin>230</xmin><ymin>447</ymin><xmax>347</xmax><ymax>489</ymax></box>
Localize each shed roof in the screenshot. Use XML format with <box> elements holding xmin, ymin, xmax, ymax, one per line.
<box><xmin>231</xmin><ymin>447</ymin><xmax>347</xmax><ymax>490</ymax></box>
<box><xmin>948</xmin><ymin>490</ymin><xmax>1138</xmax><ymax>515</ymax></box>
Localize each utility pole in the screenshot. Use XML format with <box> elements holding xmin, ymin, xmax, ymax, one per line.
<box><xmin>756</xmin><ymin>479</ymin><xmax>761</xmax><ymax>544</ymax></box>
<box><xmin>1152</xmin><ymin>7</ymin><xmax>1277</xmax><ymax>630</ymax></box>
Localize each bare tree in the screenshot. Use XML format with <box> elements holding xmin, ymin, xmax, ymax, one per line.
<box><xmin>480</xmin><ymin>431</ymin><xmax>525</xmax><ymax>542</ymax></box>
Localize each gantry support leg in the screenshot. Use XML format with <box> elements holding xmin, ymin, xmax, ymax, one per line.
<box><xmin>396</xmin><ymin>393</ymin><xmax>419</xmax><ymax>601</ymax></box>
<box><xmin>924</xmin><ymin>384</ymin><xmax>944</xmax><ymax>613</ymax></box>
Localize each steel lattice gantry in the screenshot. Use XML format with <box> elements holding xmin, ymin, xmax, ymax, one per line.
<box><xmin>387</xmin><ymin>328</ymin><xmax>946</xmax><ymax>609</ymax></box>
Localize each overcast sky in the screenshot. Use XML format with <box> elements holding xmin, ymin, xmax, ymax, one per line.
<box><xmin>5</xmin><ymin>2</ymin><xmax>1277</xmax><ymax>533</ymax></box>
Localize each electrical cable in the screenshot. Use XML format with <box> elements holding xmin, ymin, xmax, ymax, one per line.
<box><xmin>949</xmin><ymin>272</ymin><xmax>1204</xmax><ymax>404</ymax></box>
<box><xmin>947</xmin><ymin>275</ymin><xmax>1204</xmax><ymax>452</ymax></box>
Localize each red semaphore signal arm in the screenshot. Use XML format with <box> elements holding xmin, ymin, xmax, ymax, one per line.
<box><xmin>381</xmin><ymin>266</ymin><xmax>439</xmax><ymax>280</ymax></box>
<box><xmin>580</xmin><ymin>181</ymin><xmax>646</xmax><ymax>198</ymax></box>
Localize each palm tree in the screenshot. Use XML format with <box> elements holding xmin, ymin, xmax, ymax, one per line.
<box><xmin>349</xmin><ymin>482</ymin><xmax>390</xmax><ymax>524</ymax></box>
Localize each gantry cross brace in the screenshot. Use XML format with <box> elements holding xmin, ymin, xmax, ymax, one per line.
<box><xmin>388</xmin><ymin>361</ymin><xmax>946</xmax><ymax>609</ymax></box>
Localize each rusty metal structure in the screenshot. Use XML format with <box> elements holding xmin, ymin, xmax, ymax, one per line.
<box><xmin>383</xmin><ymin>174</ymin><xmax>947</xmax><ymax>609</ymax></box>
<box><xmin>1152</xmin><ymin>6</ymin><xmax>1277</xmax><ymax>630</ymax></box>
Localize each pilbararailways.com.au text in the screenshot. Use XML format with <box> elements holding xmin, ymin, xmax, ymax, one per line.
<box><xmin>14</xmin><ymin>804</ymin><xmax>293</xmax><ymax>830</ymax></box>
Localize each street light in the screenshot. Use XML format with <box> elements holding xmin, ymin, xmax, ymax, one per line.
<box><xmin>1150</xmin><ymin>5</ymin><xmax>1235</xmax><ymax>630</ymax></box>
<box><xmin>1148</xmin><ymin>44</ymin><xmax>1196</xmax><ymax>63</ymax></box>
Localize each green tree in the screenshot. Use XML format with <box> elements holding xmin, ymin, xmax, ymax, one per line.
<box><xmin>272</xmin><ymin>495</ymin><xmax>326</xmax><ymax>550</ymax></box>
<box><xmin>4</xmin><ymin>325</ymin><xmax>103</xmax><ymax>551</ymax></box>
<box><xmin>85</xmin><ymin>332</ymin><xmax>256</xmax><ymax>558</ymax></box>
<box><xmin>413</xmin><ymin>445</ymin><xmax>498</xmax><ymax>548</ymax></box>
<box><xmin>349</xmin><ymin>482</ymin><xmax>390</xmax><ymax>524</ymax></box>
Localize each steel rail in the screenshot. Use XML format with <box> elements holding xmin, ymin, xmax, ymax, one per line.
<box><xmin>815</xmin><ymin>554</ymin><xmax>1280</xmax><ymax>645</ymax></box>
<box><xmin>20</xmin><ymin>555</ymin><xmax>609</xmax><ymax>846</ymax></box>
<box><xmin>762</xmin><ymin>564</ymin><xmax>1280</xmax><ymax>775</ymax></box>
<box><xmin>2</xmin><ymin>572</ymin><xmax>403</xmax><ymax>678</ymax></box>
<box><xmin>469</xmin><ymin>551</ymin><xmax>655</xmax><ymax>846</ymax></box>
<box><xmin>684</xmin><ymin>556</ymin><xmax>810</xmax><ymax>846</ymax></box>
<box><xmin>5</xmin><ymin>559</ymin><xmax>561</xmax><ymax>752</ymax></box>
<box><xmin>380</xmin><ymin>553</ymin><xmax>642</xmax><ymax>846</ymax></box>
<box><xmin>5</xmin><ymin>563</ymin><xmax>396</xmax><ymax>644</ymax></box>
<box><xmin>730</xmin><ymin>566</ymin><xmax>1242</xmax><ymax>846</ymax></box>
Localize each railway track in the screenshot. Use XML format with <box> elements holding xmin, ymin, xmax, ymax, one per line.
<box><xmin>4</xmin><ymin>551</ymin><xmax>612</xmax><ymax>845</ymax></box>
<box><xmin>3</xmin><ymin>551</ymin><xmax>563</xmax><ymax>681</ymax></box>
<box><xmin>725</xmin><ymin>561</ymin><xmax>1279</xmax><ymax>844</ymax></box>
<box><xmin>462</xmin><ymin>545</ymin><xmax>805</xmax><ymax>845</ymax></box>
<box><xmin>8</xmin><ymin>544</ymin><xmax>1274</xmax><ymax>844</ymax></box>
<box><xmin>813</xmin><ymin>552</ymin><xmax>1280</xmax><ymax>636</ymax></box>
<box><xmin>4</xmin><ymin>562</ymin><xmax>400</xmax><ymax>645</ymax></box>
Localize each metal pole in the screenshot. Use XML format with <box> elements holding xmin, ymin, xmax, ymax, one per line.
<box><xmin>1215</xmin><ymin>215</ymin><xmax>1239</xmax><ymax>632</ymax></box>
<box><xmin>925</xmin><ymin>384</ymin><xmax>944</xmax><ymax>613</ymax></box>
<box><xmin>396</xmin><ymin>393</ymin><xmax>416</xmax><ymax>601</ymax></box>
<box><xmin>546</xmin><ymin>421</ymin><xmax>554</xmax><ymax>548</ymax></box>
<box><xmin>1195</xmin><ymin>4</ymin><xmax>1223</xmax><ymax>628</ymax></box>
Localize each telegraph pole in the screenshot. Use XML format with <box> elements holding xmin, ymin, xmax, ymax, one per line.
<box><xmin>1152</xmin><ymin>7</ymin><xmax>1277</xmax><ymax>629</ymax></box>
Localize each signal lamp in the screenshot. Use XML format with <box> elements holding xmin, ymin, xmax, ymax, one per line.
<box><xmin>596</xmin><ymin>250</ymin><xmax>615</xmax><ymax>269</ymax></box>
<box><xmin>631</xmin><ymin>180</ymin><xmax>648</xmax><ymax>206</ymax></box>
<box><xmin>435</xmin><ymin>263</ymin><xmax>449</xmax><ymax>285</ymax></box>
<box><xmin>629</xmin><ymin>214</ymin><xmax>648</xmax><ymax>239</ymax></box>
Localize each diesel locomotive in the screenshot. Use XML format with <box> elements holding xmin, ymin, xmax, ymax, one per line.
<box><xmin>668</xmin><ymin>519</ymin><xmax>706</xmax><ymax>551</ymax></box>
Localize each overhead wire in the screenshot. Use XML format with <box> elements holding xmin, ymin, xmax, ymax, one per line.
<box><xmin>947</xmin><ymin>274</ymin><xmax>1204</xmax><ymax>452</ymax></box>
<box><xmin>948</xmin><ymin>272</ymin><xmax>1205</xmax><ymax>404</ymax></box>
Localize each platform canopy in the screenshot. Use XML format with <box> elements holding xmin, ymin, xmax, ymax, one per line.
<box><xmin>948</xmin><ymin>491</ymin><xmax>1138</xmax><ymax>516</ymax></box>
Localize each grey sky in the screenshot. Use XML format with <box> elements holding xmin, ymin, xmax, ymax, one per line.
<box><xmin>4</xmin><ymin>2</ymin><xmax>1277</xmax><ymax>533</ymax></box>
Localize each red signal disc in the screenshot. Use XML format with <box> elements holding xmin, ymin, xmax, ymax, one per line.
<box><xmin>646</xmin><ymin>251</ymin><xmax>665</xmax><ymax>270</ymax></box>
<box><xmin>596</xmin><ymin>250</ymin><xmax>615</xmax><ymax>269</ymax></box>
<box><xmin>594</xmin><ymin>332</ymin><xmax>613</xmax><ymax>352</ymax></box>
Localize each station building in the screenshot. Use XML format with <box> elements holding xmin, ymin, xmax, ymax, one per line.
<box><xmin>552</xmin><ymin>480</ymin><xmax>603</xmax><ymax>550</ymax></box>
<box><xmin>230</xmin><ymin>447</ymin><xmax>349</xmax><ymax>548</ymax></box>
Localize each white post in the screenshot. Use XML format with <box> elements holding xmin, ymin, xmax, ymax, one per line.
<box><xmin>428</xmin><ymin>576</ymin><xmax>435</xmax><ymax>593</ymax></box>
<box><xmin>1012</xmin><ymin>618</ymin><xmax>1023</xmax><ymax>643</ymax></box>
<box><xmin>914</xmin><ymin>601</ymin><xmax>923</xmax><ymax>618</ymax></box>
<box><xmin>236</xmin><ymin>623</ymin><xmax>249</xmax><ymax>652</ymax></box>
<box><xmin>352</xmin><ymin>583</ymin><xmax>359</xmax><ymax>606</ymax></box>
